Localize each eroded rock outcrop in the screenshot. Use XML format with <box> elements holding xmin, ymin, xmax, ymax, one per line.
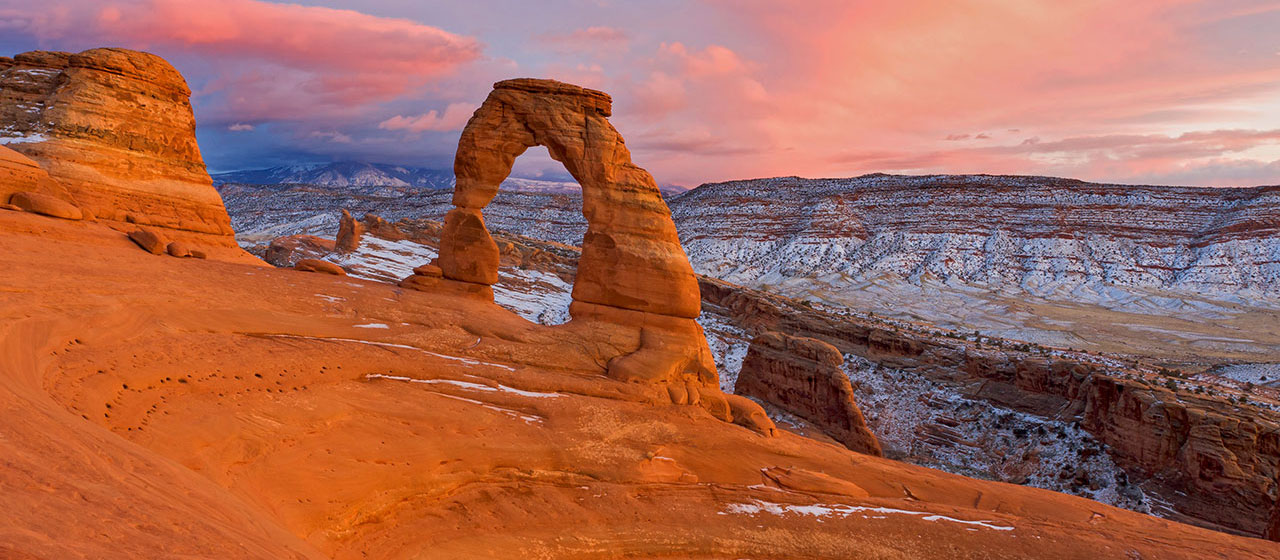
<box><xmin>737</xmin><ymin>331</ymin><xmax>882</xmax><ymax>455</ymax></box>
<box><xmin>0</xmin><ymin>48</ymin><xmax>241</xmax><ymax>253</ymax></box>
<box><xmin>335</xmin><ymin>209</ymin><xmax>363</xmax><ymax>253</ymax></box>
<box><xmin>404</xmin><ymin>78</ymin><xmax>772</xmax><ymax>434</ymax></box>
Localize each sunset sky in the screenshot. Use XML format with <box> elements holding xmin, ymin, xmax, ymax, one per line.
<box><xmin>3</xmin><ymin>0</ymin><xmax>1279</xmax><ymax>187</ymax></box>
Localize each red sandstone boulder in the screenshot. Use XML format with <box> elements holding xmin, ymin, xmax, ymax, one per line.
<box><xmin>265</xmin><ymin>235</ymin><xmax>336</xmax><ymax>268</ymax></box>
<box><xmin>128</xmin><ymin>229</ymin><xmax>168</xmax><ymax>255</ymax></box>
<box><xmin>295</xmin><ymin>259</ymin><xmax>346</xmax><ymax>276</ymax></box>
<box><xmin>166</xmin><ymin>241</ymin><xmax>194</xmax><ymax>258</ymax></box>
<box><xmin>8</xmin><ymin>191</ymin><xmax>82</xmax><ymax>220</ymax></box>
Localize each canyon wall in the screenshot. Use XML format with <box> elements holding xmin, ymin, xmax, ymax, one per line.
<box><xmin>736</xmin><ymin>331</ymin><xmax>882</xmax><ymax>455</ymax></box>
<box><xmin>673</xmin><ymin>174</ymin><xmax>1280</xmax><ymax>296</ymax></box>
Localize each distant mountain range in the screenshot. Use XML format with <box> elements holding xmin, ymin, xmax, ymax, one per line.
<box><xmin>212</xmin><ymin>161</ymin><xmax>687</xmax><ymax>195</ymax></box>
<box><xmin>212</xmin><ymin>161</ymin><xmax>583</xmax><ymax>193</ymax></box>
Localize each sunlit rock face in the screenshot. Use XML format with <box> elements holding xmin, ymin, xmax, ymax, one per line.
<box><xmin>736</xmin><ymin>330</ymin><xmax>882</xmax><ymax>455</ymax></box>
<box><xmin>0</xmin><ymin>48</ymin><xmax>237</xmax><ymax>243</ymax></box>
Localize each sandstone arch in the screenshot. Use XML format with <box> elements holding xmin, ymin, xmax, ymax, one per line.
<box><xmin>401</xmin><ymin>79</ymin><xmax>774</xmax><ymax>435</ymax></box>
<box><xmin>437</xmin><ymin>78</ymin><xmax>700</xmax><ymax>318</ymax></box>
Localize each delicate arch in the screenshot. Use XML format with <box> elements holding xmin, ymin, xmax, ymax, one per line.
<box><xmin>437</xmin><ymin>78</ymin><xmax>700</xmax><ymax>320</ymax></box>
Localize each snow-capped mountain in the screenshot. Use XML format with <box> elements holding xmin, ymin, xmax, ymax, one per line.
<box><xmin>212</xmin><ymin>162</ymin><xmax>457</xmax><ymax>189</ymax></box>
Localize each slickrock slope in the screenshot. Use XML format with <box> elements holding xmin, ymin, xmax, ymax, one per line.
<box><xmin>250</xmin><ymin>205</ymin><xmax>1280</xmax><ymax>541</ymax></box>
<box><xmin>737</xmin><ymin>331</ymin><xmax>883</xmax><ymax>455</ymax></box>
<box><xmin>4</xmin><ymin>204</ymin><xmax>1277</xmax><ymax>559</ymax></box>
<box><xmin>0</xmin><ymin>48</ymin><xmax>247</xmax><ymax>259</ymax></box>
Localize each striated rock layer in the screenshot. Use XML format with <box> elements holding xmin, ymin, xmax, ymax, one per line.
<box><xmin>737</xmin><ymin>331</ymin><xmax>883</xmax><ymax>455</ymax></box>
<box><xmin>0</xmin><ymin>145</ymin><xmax>70</xmax><ymax>202</ymax></box>
<box><xmin>0</xmin><ymin>48</ymin><xmax>242</xmax><ymax>253</ymax></box>
<box><xmin>674</xmin><ymin>174</ymin><xmax>1280</xmax><ymax>295</ymax></box>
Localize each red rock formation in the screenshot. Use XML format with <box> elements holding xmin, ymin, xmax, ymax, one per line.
<box><xmin>295</xmin><ymin>259</ymin><xmax>346</xmax><ymax>276</ymax></box>
<box><xmin>128</xmin><ymin>229</ymin><xmax>168</xmax><ymax>255</ymax></box>
<box><xmin>335</xmin><ymin>209</ymin><xmax>363</xmax><ymax>253</ymax></box>
<box><xmin>8</xmin><ymin>190</ymin><xmax>82</xmax><ymax>221</ymax></box>
<box><xmin>404</xmin><ymin>79</ymin><xmax>772</xmax><ymax>434</ymax></box>
<box><xmin>737</xmin><ymin>331</ymin><xmax>882</xmax><ymax>455</ymax></box>
<box><xmin>264</xmin><ymin>235</ymin><xmax>336</xmax><ymax>267</ymax></box>
<box><xmin>0</xmin><ymin>48</ymin><xmax>247</xmax><ymax>259</ymax></box>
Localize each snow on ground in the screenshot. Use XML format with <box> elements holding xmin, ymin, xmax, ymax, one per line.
<box><xmin>333</xmin><ymin>237</ymin><xmax>438</xmax><ymax>283</ymax></box>
<box><xmin>719</xmin><ymin>499</ymin><xmax>1015</xmax><ymax>531</ymax></box>
<box><xmin>1201</xmin><ymin>363</ymin><xmax>1280</xmax><ymax>387</ymax></box>
<box><xmin>367</xmin><ymin>375</ymin><xmax>545</xmax><ymax>425</ymax></box>
<box><xmin>0</xmin><ymin>133</ymin><xmax>48</xmax><ymax>144</ymax></box>
<box><xmin>698</xmin><ymin>312</ymin><xmax>751</xmax><ymax>392</ymax></box>
<box><xmin>841</xmin><ymin>354</ymin><xmax>1149</xmax><ymax>513</ymax></box>
<box><xmin>262</xmin><ymin>334</ymin><xmax>516</xmax><ymax>371</ymax></box>
<box><xmin>365</xmin><ymin>374</ymin><xmax>560</xmax><ymax>398</ymax></box>
<box><xmin>493</xmin><ymin>267</ymin><xmax>574</xmax><ymax>326</ymax></box>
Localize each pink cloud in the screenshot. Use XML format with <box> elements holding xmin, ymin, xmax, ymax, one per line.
<box><xmin>2</xmin><ymin>0</ymin><xmax>482</xmax><ymax>122</ymax></box>
<box><xmin>539</xmin><ymin>26</ymin><xmax>629</xmax><ymax>52</ymax></box>
<box><xmin>588</xmin><ymin>1</ymin><xmax>1280</xmax><ymax>187</ymax></box>
<box><xmin>379</xmin><ymin>103</ymin><xmax>476</xmax><ymax>133</ymax></box>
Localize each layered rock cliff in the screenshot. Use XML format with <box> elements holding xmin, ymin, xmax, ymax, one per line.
<box><xmin>673</xmin><ymin>174</ymin><xmax>1280</xmax><ymax>296</ymax></box>
<box><xmin>0</xmin><ymin>48</ymin><xmax>239</xmax><ymax>247</ymax></box>
<box><xmin>736</xmin><ymin>331</ymin><xmax>882</xmax><ymax>455</ymax></box>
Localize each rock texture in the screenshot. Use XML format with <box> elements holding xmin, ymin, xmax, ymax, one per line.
<box><xmin>0</xmin><ymin>145</ymin><xmax>70</xmax><ymax>202</ymax></box>
<box><xmin>0</xmin><ymin>48</ymin><xmax>242</xmax><ymax>253</ymax></box>
<box><xmin>737</xmin><ymin>331</ymin><xmax>882</xmax><ymax>455</ymax></box>
<box><xmin>294</xmin><ymin>259</ymin><xmax>345</xmax><ymax>276</ymax></box>
<box><xmin>406</xmin><ymin>78</ymin><xmax>769</xmax><ymax>431</ymax></box>
<box><xmin>128</xmin><ymin>228</ymin><xmax>168</xmax><ymax>255</ymax></box>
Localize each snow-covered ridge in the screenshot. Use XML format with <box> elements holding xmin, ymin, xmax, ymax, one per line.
<box><xmin>671</xmin><ymin>174</ymin><xmax>1280</xmax><ymax>297</ymax></box>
